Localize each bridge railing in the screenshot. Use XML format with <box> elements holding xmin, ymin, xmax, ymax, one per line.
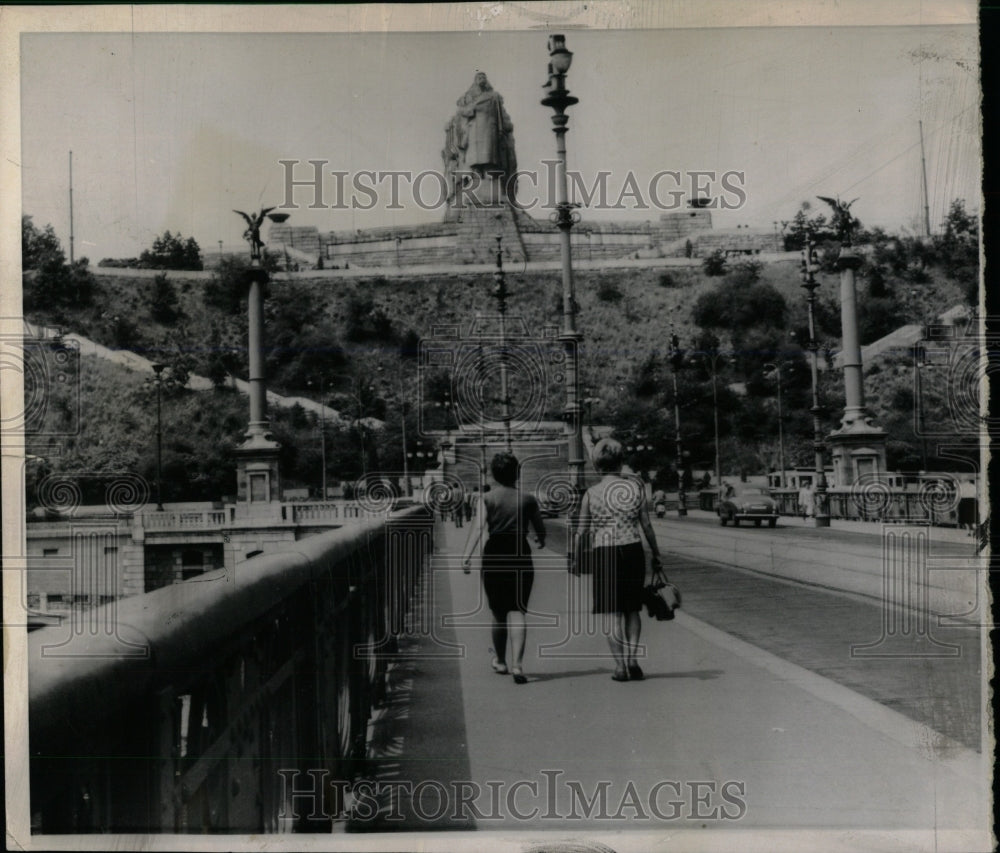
<box><xmin>29</xmin><ymin>505</ymin><xmax>434</xmax><ymax>834</ymax></box>
<box><xmin>701</xmin><ymin>488</ymin><xmax>968</xmax><ymax>527</ymax></box>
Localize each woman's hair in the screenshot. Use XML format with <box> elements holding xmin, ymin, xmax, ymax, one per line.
<box><xmin>490</xmin><ymin>452</ymin><xmax>520</xmax><ymax>487</ymax></box>
<box><xmin>592</xmin><ymin>438</ymin><xmax>624</xmax><ymax>473</ymax></box>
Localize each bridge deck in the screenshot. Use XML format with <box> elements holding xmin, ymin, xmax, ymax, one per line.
<box><xmin>347</xmin><ymin>521</ymin><xmax>989</xmax><ymax>847</ymax></box>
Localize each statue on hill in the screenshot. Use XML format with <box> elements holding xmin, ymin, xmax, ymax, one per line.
<box><xmin>443</xmin><ymin>71</ymin><xmax>518</xmax><ymax>207</ymax></box>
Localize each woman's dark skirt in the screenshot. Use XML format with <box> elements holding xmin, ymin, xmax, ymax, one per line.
<box><xmin>592</xmin><ymin>541</ymin><xmax>646</xmax><ymax>614</ymax></box>
<box><xmin>481</xmin><ymin>533</ymin><xmax>535</xmax><ymax>619</ymax></box>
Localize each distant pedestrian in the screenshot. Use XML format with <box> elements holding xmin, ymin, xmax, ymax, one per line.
<box><xmin>576</xmin><ymin>439</ymin><xmax>665</xmax><ymax>682</ymax></box>
<box><xmin>798</xmin><ymin>482</ymin><xmax>814</xmax><ymax>519</ymax></box>
<box><xmin>461</xmin><ymin>453</ymin><xmax>545</xmax><ymax>684</ymax></box>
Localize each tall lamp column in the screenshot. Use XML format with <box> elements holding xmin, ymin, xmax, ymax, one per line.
<box><xmin>308</xmin><ymin>377</ymin><xmax>328</xmax><ymax>500</ymax></box>
<box><xmin>493</xmin><ymin>235</ymin><xmax>514</xmax><ymax>452</ymax></box>
<box><xmin>801</xmin><ymin>234</ymin><xmax>831</xmax><ymax>527</ymax></box>
<box><xmin>541</xmin><ymin>34</ymin><xmax>585</xmax><ymax>501</ymax></box>
<box><xmin>152</xmin><ymin>362</ymin><xmax>166</xmax><ymax>511</ymax></box>
<box><xmin>764</xmin><ymin>361</ymin><xmax>787</xmax><ymax>487</ymax></box>
<box><xmin>710</xmin><ymin>356</ymin><xmax>722</xmax><ymax>501</ymax></box>
<box><xmin>668</xmin><ymin>323</ymin><xmax>687</xmax><ymax>517</ymax></box>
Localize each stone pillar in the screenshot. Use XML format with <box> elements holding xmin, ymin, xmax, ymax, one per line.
<box><xmin>828</xmin><ymin>246</ymin><xmax>887</xmax><ymax>487</ymax></box>
<box><xmin>234</xmin><ymin>263</ymin><xmax>283</xmax><ymax>519</ymax></box>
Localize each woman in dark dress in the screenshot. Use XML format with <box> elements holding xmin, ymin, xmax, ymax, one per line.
<box><xmin>461</xmin><ymin>453</ymin><xmax>545</xmax><ymax>684</ymax></box>
<box><xmin>577</xmin><ymin>438</ymin><xmax>665</xmax><ymax>682</ymax></box>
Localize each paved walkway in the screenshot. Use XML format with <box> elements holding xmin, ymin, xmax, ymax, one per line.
<box><xmin>351</xmin><ymin>522</ymin><xmax>991</xmax><ymax>850</ymax></box>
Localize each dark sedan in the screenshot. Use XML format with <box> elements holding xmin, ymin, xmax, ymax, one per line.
<box><xmin>718</xmin><ymin>487</ymin><xmax>779</xmax><ymax>527</ymax></box>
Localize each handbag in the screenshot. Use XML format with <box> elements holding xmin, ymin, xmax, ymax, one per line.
<box><xmin>643</xmin><ymin>560</ymin><xmax>681</xmax><ymax>620</ymax></box>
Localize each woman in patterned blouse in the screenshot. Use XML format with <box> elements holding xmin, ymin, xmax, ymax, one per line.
<box><xmin>577</xmin><ymin>438</ymin><xmax>665</xmax><ymax>681</ymax></box>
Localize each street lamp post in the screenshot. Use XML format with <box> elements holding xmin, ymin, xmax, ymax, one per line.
<box><xmin>435</xmin><ymin>387</ymin><xmax>455</xmax><ymax>474</ymax></box>
<box><xmin>800</xmin><ymin>233</ymin><xmax>831</xmax><ymax>527</ymax></box>
<box><xmin>308</xmin><ymin>377</ymin><xmax>328</xmax><ymax>500</ymax></box>
<box><xmin>350</xmin><ymin>376</ymin><xmax>376</xmax><ymax>478</ymax></box>
<box><xmin>152</xmin><ymin>362</ymin><xmax>166</xmax><ymax>510</ymax></box>
<box><xmin>709</xmin><ymin>357</ymin><xmax>722</xmax><ymax>500</ymax></box>
<box><xmin>763</xmin><ymin>361</ymin><xmax>787</xmax><ymax>488</ymax></box>
<box><xmin>493</xmin><ymin>234</ymin><xmax>513</xmax><ymax>453</ymax></box>
<box><xmin>581</xmin><ymin>388</ymin><xmax>600</xmax><ymax>443</ymax></box>
<box><xmin>668</xmin><ymin>322</ymin><xmax>687</xmax><ymax>517</ymax></box>
<box><xmin>541</xmin><ymin>34</ymin><xmax>585</xmax><ymax>503</ymax></box>
<box><xmin>377</xmin><ymin>364</ymin><xmax>413</xmax><ymax>497</ymax></box>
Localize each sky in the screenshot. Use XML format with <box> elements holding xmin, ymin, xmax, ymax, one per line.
<box><xmin>19</xmin><ymin>23</ymin><xmax>979</xmax><ymax>260</ymax></box>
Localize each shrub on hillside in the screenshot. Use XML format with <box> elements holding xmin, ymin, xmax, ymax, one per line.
<box><xmin>150</xmin><ymin>273</ymin><xmax>182</xmax><ymax>323</ymax></box>
<box><xmin>596</xmin><ymin>280</ymin><xmax>624</xmax><ymax>303</ymax></box>
<box><xmin>702</xmin><ymin>249</ymin><xmax>727</xmax><ymax>276</ymax></box>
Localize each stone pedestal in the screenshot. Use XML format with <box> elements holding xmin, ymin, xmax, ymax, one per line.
<box><xmin>234</xmin><ymin>432</ymin><xmax>283</xmax><ymax>520</ymax></box>
<box><xmin>827</xmin><ymin>423</ymin><xmax>888</xmax><ymax>488</ymax></box>
<box><xmin>450</xmin><ymin>197</ymin><xmax>529</xmax><ymax>265</ymax></box>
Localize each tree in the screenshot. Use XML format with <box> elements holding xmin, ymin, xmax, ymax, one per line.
<box><xmin>21</xmin><ymin>216</ymin><xmax>63</xmax><ymax>270</ymax></box>
<box><xmin>691</xmin><ymin>272</ymin><xmax>787</xmax><ymax>352</ymax></box>
<box><xmin>344</xmin><ymin>292</ymin><xmax>396</xmax><ymax>343</ymax></box>
<box><xmin>140</xmin><ymin>230</ymin><xmax>203</xmax><ymax>271</ymax></box>
<box><xmin>22</xmin><ymin>216</ymin><xmax>95</xmax><ymax>312</ymax></box>
<box><xmin>702</xmin><ymin>249</ymin><xmax>727</xmax><ymax>276</ymax></box>
<box><xmin>934</xmin><ymin>199</ymin><xmax>978</xmax><ymax>304</ymax></box>
<box><xmin>150</xmin><ymin>273</ymin><xmax>182</xmax><ymax>323</ymax></box>
<box><xmin>781</xmin><ymin>201</ymin><xmax>836</xmax><ymax>250</ymax></box>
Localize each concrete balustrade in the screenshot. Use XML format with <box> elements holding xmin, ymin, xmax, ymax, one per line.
<box><xmin>28</xmin><ymin>505</ymin><xmax>434</xmax><ymax>833</ymax></box>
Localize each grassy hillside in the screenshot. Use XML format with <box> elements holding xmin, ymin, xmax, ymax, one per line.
<box><xmin>22</xmin><ymin>249</ymin><xmax>974</xmax><ymax>498</ymax></box>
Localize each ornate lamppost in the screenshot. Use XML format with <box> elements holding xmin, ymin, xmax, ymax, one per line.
<box><xmin>307</xmin><ymin>376</ymin><xmax>329</xmax><ymax>500</ymax></box>
<box><xmin>800</xmin><ymin>232</ymin><xmax>831</xmax><ymax>527</ymax></box>
<box><xmin>699</xmin><ymin>342</ymin><xmax>732</xmax><ymax>502</ymax></box>
<box><xmin>668</xmin><ymin>322</ymin><xmax>687</xmax><ymax>516</ymax></box>
<box><xmin>763</xmin><ymin>360</ymin><xmax>787</xmax><ymax>488</ymax></box>
<box><xmin>541</xmin><ymin>34</ymin><xmax>585</xmax><ymax>503</ymax></box>
<box><xmin>377</xmin><ymin>363</ymin><xmax>413</xmax><ymax>497</ymax></box>
<box><xmin>151</xmin><ymin>362</ymin><xmax>166</xmax><ymax>511</ymax></box>
<box><xmin>493</xmin><ymin>234</ymin><xmax>514</xmax><ymax>452</ymax></box>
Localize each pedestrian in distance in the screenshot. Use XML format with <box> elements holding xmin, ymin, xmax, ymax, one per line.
<box><xmin>576</xmin><ymin>438</ymin><xmax>666</xmax><ymax>682</ymax></box>
<box><xmin>798</xmin><ymin>482</ymin><xmax>814</xmax><ymax>519</ymax></box>
<box><xmin>461</xmin><ymin>452</ymin><xmax>545</xmax><ymax>684</ymax></box>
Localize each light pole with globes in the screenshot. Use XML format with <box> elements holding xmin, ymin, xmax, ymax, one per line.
<box><xmin>377</xmin><ymin>363</ymin><xmax>413</xmax><ymax>497</ymax></box>
<box><xmin>541</xmin><ymin>34</ymin><xmax>585</xmax><ymax>507</ymax></box>
<box><xmin>695</xmin><ymin>341</ymin><xmax>732</xmax><ymax>503</ymax></box>
<box><xmin>668</xmin><ymin>323</ymin><xmax>687</xmax><ymax>517</ymax></box>
<box><xmin>307</xmin><ymin>376</ymin><xmax>329</xmax><ymax>500</ymax></box>
<box><xmin>151</xmin><ymin>362</ymin><xmax>166</xmax><ymax>511</ymax></box>
<box><xmin>800</xmin><ymin>232</ymin><xmax>831</xmax><ymax>527</ymax></box>
<box><xmin>763</xmin><ymin>360</ymin><xmax>787</xmax><ymax>488</ymax></box>
<box><xmin>493</xmin><ymin>234</ymin><xmax>514</xmax><ymax>453</ymax></box>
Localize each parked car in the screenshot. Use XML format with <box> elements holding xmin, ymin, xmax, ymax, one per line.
<box><xmin>718</xmin><ymin>486</ymin><xmax>779</xmax><ymax>527</ymax></box>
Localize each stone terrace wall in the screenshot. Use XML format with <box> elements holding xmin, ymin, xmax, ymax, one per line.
<box><xmin>267</xmin><ymin>207</ymin><xmax>723</xmax><ymax>269</ymax></box>
<box><xmin>692</xmin><ymin>228</ymin><xmax>781</xmax><ymax>256</ymax></box>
